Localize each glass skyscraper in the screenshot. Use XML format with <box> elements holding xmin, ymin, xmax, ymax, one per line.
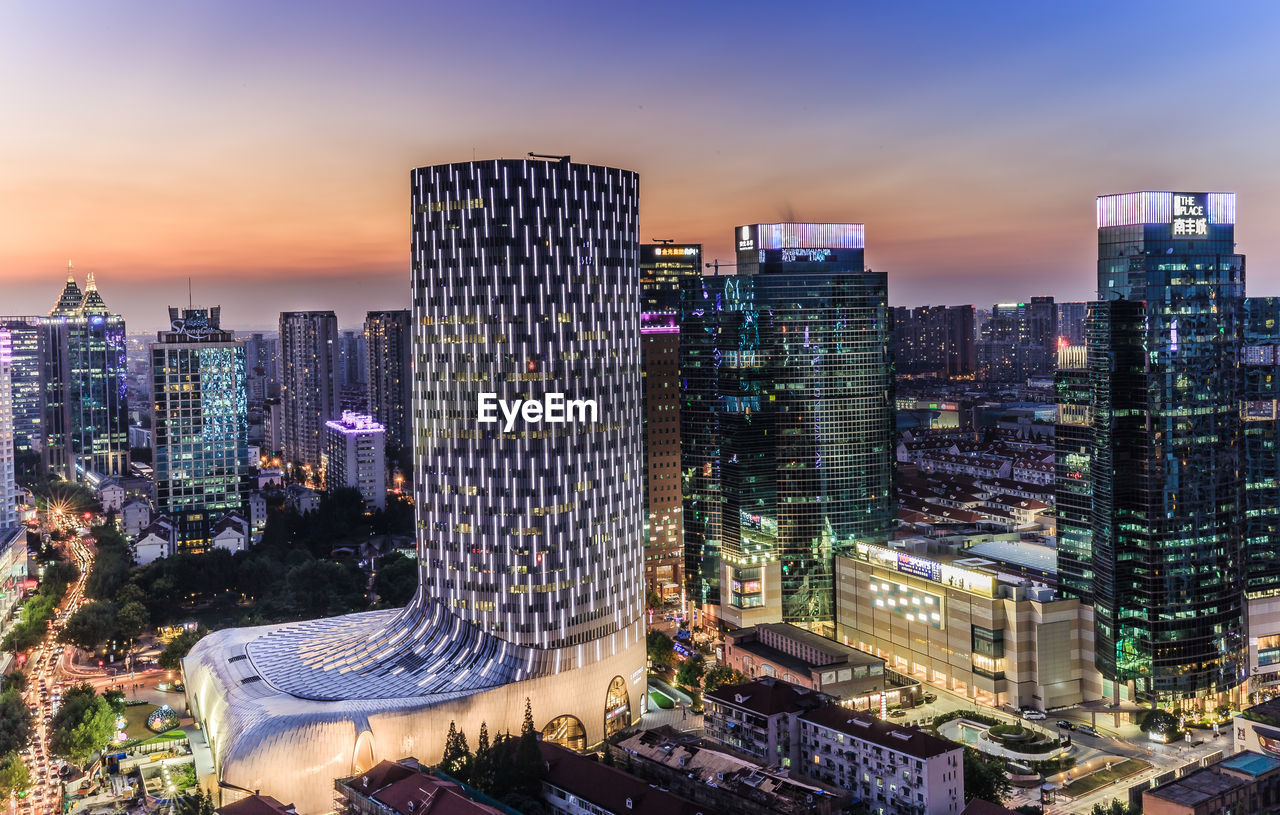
<box><xmin>1088</xmin><ymin>191</ymin><xmax>1245</xmax><ymax>703</ymax></box>
<box><xmin>639</xmin><ymin>243</ymin><xmax>701</xmax><ymax>605</ymax></box>
<box><xmin>0</xmin><ymin>316</ymin><xmax>46</xmax><ymax>453</ymax></box>
<box><xmin>151</xmin><ymin>306</ymin><xmax>250</xmax><ymax>550</ymax></box>
<box><xmin>681</xmin><ymin>223</ymin><xmax>894</xmax><ymax>635</ymax></box>
<box><xmin>43</xmin><ymin>270</ymin><xmax>128</xmax><ymax>481</ymax></box>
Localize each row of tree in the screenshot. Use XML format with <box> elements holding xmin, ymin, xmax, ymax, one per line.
<box><xmin>437</xmin><ymin>700</ymin><xmax>548</xmax><ymax>814</ymax></box>
<box><xmin>0</xmin><ymin>673</ymin><xmax>33</xmax><ymax>798</ymax></box>
<box><xmin>1</xmin><ymin>559</ymin><xmax>79</xmax><ymax>653</ymax></box>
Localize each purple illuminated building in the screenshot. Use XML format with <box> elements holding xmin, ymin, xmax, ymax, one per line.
<box><xmin>324</xmin><ymin>411</ymin><xmax>386</xmax><ymax>510</ymax></box>
<box><xmin>640</xmin><ymin>243</ymin><xmax>701</xmax><ymax>605</ymax></box>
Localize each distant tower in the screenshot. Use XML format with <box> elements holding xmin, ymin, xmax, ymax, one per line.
<box><xmin>43</xmin><ymin>269</ymin><xmax>128</xmax><ymax>480</ymax></box>
<box><xmin>363</xmin><ymin>310</ymin><xmax>412</xmax><ymax>453</ymax></box>
<box><xmin>278</xmin><ymin>311</ymin><xmax>339</xmax><ymax>470</ymax></box>
<box><xmin>0</xmin><ymin>329</ymin><xmax>16</xmax><ymax>527</ymax></box>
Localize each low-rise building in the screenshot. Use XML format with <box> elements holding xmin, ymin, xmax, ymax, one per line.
<box><xmin>723</xmin><ymin>623</ymin><xmax>894</xmax><ymax>709</ymax></box>
<box><xmin>335</xmin><ymin>758</ymin><xmax>510</xmax><ymax>815</ymax></box>
<box><xmin>539</xmin><ymin>742</ymin><xmax>705</xmax><ymax>815</ymax></box>
<box><xmin>835</xmin><ymin>540</ymin><xmax>1084</xmax><ymax>710</ymax></box>
<box><xmin>121</xmin><ymin>497</ymin><xmax>151</xmax><ymax>538</ymax></box>
<box><xmin>210</xmin><ymin>513</ymin><xmax>249</xmax><ymax>554</ymax></box>
<box><xmin>1143</xmin><ymin>751</ymin><xmax>1280</xmax><ymax>815</ymax></box>
<box><xmin>97</xmin><ymin>477</ymin><xmax>125</xmax><ymax>513</ymax></box>
<box><xmin>134</xmin><ymin>516</ymin><xmax>175</xmax><ymax>565</ymax></box>
<box><xmin>615</xmin><ymin>727</ymin><xmax>837</xmax><ymax>815</ymax></box>
<box><xmin>797</xmin><ymin>706</ymin><xmax>963</xmax><ymax>815</ymax></box>
<box><xmin>216</xmin><ymin>794</ymin><xmax>296</xmax><ymax>815</ymax></box>
<box><xmin>704</xmin><ymin>677</ymin><xmax>830</xmax><ymax>765</ymax></box>
<box><xmin>284</xmin><ymin>484</ymin><xmax>320</xmax><ymax>515</ymax></box>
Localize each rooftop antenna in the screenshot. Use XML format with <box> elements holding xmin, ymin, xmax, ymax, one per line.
<box><xmin>188</xmin><ymin>277</ymin><xmax>193</xmax><ymax>309</ymax></box>
<box><xmin>66</xmin><ymin>260</ymin><xmax>74</xmax><ymax>283</ymax></box>
<box><xmin>528</xmin><ymin>152</ymin><xmax>570</xmax><ymax>162</ymax></box>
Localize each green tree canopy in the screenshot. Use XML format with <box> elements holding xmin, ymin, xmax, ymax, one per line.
<box><xmin>158</xmin><ymin>629</ymin><xmax>208</xmax><ymax>671</ymax></box>
<box><xmin>50</xmin><ymin>684</ymin><xmax>117</xmax><ymax>763</ymax></box>
<box><xmin>0</xmin><ymin>753</ymin><xmax>32</xmax><ymax>800</ymax></box>
<box><xmin>373</xmin><ymin>552</ymin><xmax>418</xmax><ymax>608</ymax></box>
<box><xmin>702</xmin><ymin>664</ymin><xmax>748</xmax><ymax>693</ymax></box>
<box><xmin>962</xmin><ymin>747</ymin><xmax>1012</xmax><ymax>804</ymax></box>
<box><xmin>674</xmin><ymin>654</ymin><xmax>705</xmax><ymax>691</ymax></box>
<box><xmin>59</xmin><ymin>600</ymin><xmax>118</xmax><ymax>652</ymax></box>
<box><xmin>0</xmin><ymin>689</ymin><xmax>33</xmax><ymax>756</ymax></box>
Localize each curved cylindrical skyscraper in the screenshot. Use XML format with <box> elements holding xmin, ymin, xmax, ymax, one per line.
<box><xmin>412</xmin><ymin>159</ymin><xmax>642</xmax><ymax>650</ymax></box>
<box><xmin>184</xmin><ymin>159</ymin><xmax>645</xmax><ymax>813</ymax></box>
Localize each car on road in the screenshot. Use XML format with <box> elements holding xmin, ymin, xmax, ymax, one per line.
<box><xmin>1021</xmin><ymin>709</ymin><xmax>1046</xmax><ymax>720</ymax></box>
<box><xmin>889</xmin><ymin>709</ymin><xmax>908</xmax><ymax>718</ymax></box>
<box><xmin>1056</xmin><ymin>719</ymin><xmax>1075</xmax><ymax>730</ymax></box>
<box><xmin>923</xmin><ymin>693</ymin><xmax>937</xmax><ymax>703</ymax></box>
<box><xmin>1078</xmin><ymin>724</ymin><xmax>1099</xmax><ymax>736</ymax></box>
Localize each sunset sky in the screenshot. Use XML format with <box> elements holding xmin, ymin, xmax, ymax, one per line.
<box><xmin>4</xmin><ymin>1</ymin><xmax>1280</xmax><ymax>330</ymax></box>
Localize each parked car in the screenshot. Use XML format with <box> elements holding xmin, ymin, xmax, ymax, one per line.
<box><xmin>1021</xmin><ymin>709</ymin><xmax>1046</xmax><ymax>720</ymax></box>
<box><xmin>923</xmin><ymin>693</ymin><xmax>937</xmax><ymax>703</ymax></box>
<box><xmin>1056</xmin><ymin>720</ymin><xmax>1075</xmax><ymax>730</ymax></box>
<box><xmin>889</xmin><ymin>709</ymin><xmax>908</xmax><ymax>718</ymax></box>
<box><xmin>1078</xmin><ymin>724</ymin><xmax>1099</xmax><ymax>736</ymax></box>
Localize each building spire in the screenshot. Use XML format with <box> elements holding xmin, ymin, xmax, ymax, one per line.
<box><xmin>85</xmin><ymin>269</ymin><xmax>97</xmax><ymax>292</ymax></box>
<box><xmin>67</xmin><ymin>260</ymin><xmax>74</xmax><ymax>283</ymax></box>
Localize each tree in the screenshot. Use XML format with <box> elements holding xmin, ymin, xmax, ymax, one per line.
<box><xmin>674</xmin><ymin>654</ymin><xmax>705</xmax><ymax>691</ymax></box>
<box><xmin>0</xmin><ymin>753</ymin><xmax>31</xmax><ymax>800</ymax></box>
<box><xmin>962</xmin><ymin>747</ymin><xmax>1011</xmax><ymax>804</ymax></box>
<box><xmin>646</xmin><ymin>629</ymin><xmax>674</xmax><ymax>669</ymax></box>
<box><xmin>116</xmin><ymin>601</ymin><xmax>150</xmax><ymax>642</ymax></box>
<box><xmin>512</xmin><ymin>699</ymin><xmax>545</xmax><ymax>797</ymax></box>
<box><xmin>702</xmin><ymin>664</ymin><xmax>748</xmax><ymax>692</ymax></box>
<box><xmin>50</xmin><ymin>686</ymin><xmax>117</xmax><ymax>763</ymax></box>
<box><xmin>159</xmin><ymin>630</ymin><xmax>207</xmax><ymax>671</ymax></box>
<box><xmin>0</xmin><ymin>690</ymin><xmax>33</xmax><ymax>756</ymax></box>
<box><xmin>645</xmin><ymin>587</ymin><xmax>663</xmax><ymax>611</ymax></box>
<box><xmin>471</xmin><ymin>721</ymin><xmax>493</xmax><ymax>791</ymax></box>
<box><xmin>174</xmin><ymin>788</ymin><xmax>216</xmax><ymax>815</ymax></box>
<box><xmin>440</xmin><ymin>721</ymin><xmax>471</xmax><ymax>776</ymax></box>
<box><xmin>1090</xmin><ymin>801</ymin><xmax>1139</xmax><ymax>815</ymax></box>
<box><xmin>59</xmin><ymin>600</ymin><xmax>118</xmax><ymax>652</ymax></box>
<box><xmin>1139</xmin><ymin>708</ymin><xmax>1181</xmax><ymax>740</ymax></box>
<box><xmin>373</xmin><ymin>552</ymin><xmax>418</xmax><ymax>608</ymax></box>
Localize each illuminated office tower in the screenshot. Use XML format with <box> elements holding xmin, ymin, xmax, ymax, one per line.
<box><xmin>0</xmin><ymin>317</ymin><xmax>46</xmax><ymax>452</ymax></box>
<box><xmin>278</xmin><ymin>310</ymin><xmax>339</xmax><ymax>470</ymax></box>
<box><xmin>1054</xmin><ymin>340</ymin><xmax>1092</xmax><ymax>599</ymax></box>
<box><xmin>0</xmin><ymin>330</ymin><xmax>15</xmax><ymax>526</ymax></box>
<box><xmin>977</xmin><ymin>297</ymin><xmax>1056</xmax><ymax>381</ymax></box>
<box><xmin>1090</xmin><ymin>192</ymin><xmax>1245</xmax><ymax>704</ymax></box>
<box><xmin>892</xmin><ymin>305</ymin><xmax>976</xmax><ymax>377</ymax></box>
<box><xmin>639</xmin><ymin>243</ymin><xmax>700</xmax><ymax>604</ymax></box>
<box><xmin>681</xmin><ymin>224</ymin><xmax>894</xmax><ymax>635</ymax></box>
<box><xmin>363</xmin><ymin>309</ymin><xmax>412</xmax><ymax>453</ymax></box>
<box><xmin>186</xmin><ymin>158</ymin><xmax>644</xmax><ymax>813</ymax></box>
<box><xmin>1242</xmin><ymin>297</ymin><xmax>1280</xmax><ymax>599</ymax></box>
<box><xmin>151</xmin><ymin>307</ymin><xmax>249</xmax><ymax>550</ymax></box>
<box><xmin>43</xmin><ymin>269</ymin><xmax>128</xmax><ymax>480</ymax></box>
<box><xmin>243</xmin><ymin>332</ymin><xmax>278</xmax><ymax>405</ymax></box>
<box><xmin>323</xmin><ymin>411</ymin><xmax>385</xmax><ymax>510</ymax></box>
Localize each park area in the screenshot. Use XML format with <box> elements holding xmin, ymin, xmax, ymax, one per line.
<box><xmin>119</xmin><ymin>703</ymin><xmax>186</xmax><ymax>749</ymax></box>
<box><xmin>1058</xmin><ymin>757</ymin><xmax>1151</xmax><ymax>797</ymax></box>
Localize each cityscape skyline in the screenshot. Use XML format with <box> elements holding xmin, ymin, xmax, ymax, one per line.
<box><xmin>7</xmin><ymin>2</ymin><xmax>1280</xmax><ymax>328</ymax></box>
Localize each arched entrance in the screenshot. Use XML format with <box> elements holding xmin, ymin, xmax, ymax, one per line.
<box><xmin>352</xmin><ymin>729</ymin><xmax>376</xmax><ymax>774</ymax></box>
<box><xmin>604</xmin><ymin>675</ymin><xmax>631</xmax><ymax>739</ymax></box>
<box><xmin>541</xmin><ymin>715</ymin><xmax>587</xmax><ymax>751</ymax></box>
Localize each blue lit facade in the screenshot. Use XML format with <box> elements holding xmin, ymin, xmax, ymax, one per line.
<box><xmin>43</xmin><ymin>272</ymin><xmax>128</xmax><ymax>481</ymax></box>
<box><xmin>152</xmin><ymin>307</ymin><xmax>250</xmax><ymax>549</ymax></box>
<box><xmin>681</xmin><ymin>224</ymin><xmax>894</xmax><ymax>634</ymax></box>
<box><xmin>1089</xmin><ymin>191</ymin><xmax>1246</xmax><ymax>703</ymax></box>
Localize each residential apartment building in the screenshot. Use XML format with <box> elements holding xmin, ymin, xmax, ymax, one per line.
<box><xmin>796</xmin><ymin>707</ymin><xmax>962</xmax><ymax>815</ymax></box>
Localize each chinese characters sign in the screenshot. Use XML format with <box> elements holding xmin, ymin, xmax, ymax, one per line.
<box><xmin>1172</xmin><ymin>193</ymin><xmax>1208</xmax><ymax>238</ymax></box>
